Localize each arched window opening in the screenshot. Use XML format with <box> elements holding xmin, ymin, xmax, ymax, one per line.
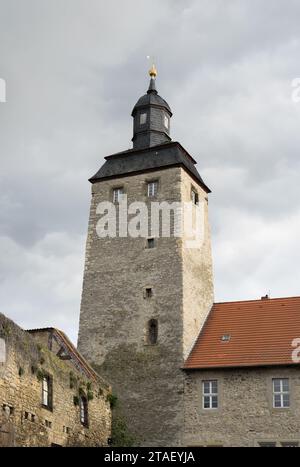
<box><xmin>80</xmin><ymin>396</ymin><xmax>89</xmax><ymax>427</ymax></box>
<box><xmin>148</xmin><ymin>319</ymin><xmax>158</xmax><ymax>345</ymax></box>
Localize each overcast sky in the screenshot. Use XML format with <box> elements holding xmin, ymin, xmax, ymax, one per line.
<box><xmin>1</xmin><ymin>0</ymin><xmax>300</xmax><ymax>344</ymax></box>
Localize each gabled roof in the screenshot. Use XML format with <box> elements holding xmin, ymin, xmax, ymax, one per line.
<box><xmin>27</xmin><ymin>327</ymin><xmax>108</xmax><ymax>386</ymax></box>
<box><xmin>89</xmin><ymin>141</ymin><xmax>211</xmax><ymax>193</ymax></box>
<box><xmin>184</xmin><ymin>296</ymin><xmax>300</xmax><ymax>370</ymax></box>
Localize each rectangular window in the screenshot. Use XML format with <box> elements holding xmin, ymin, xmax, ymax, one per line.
<box><xmin>273</xmin><ymin>378</ymin><xmax>290</xmax><ymax>408</ymax></box>
<box><xmin>164</xmin><ymin>114</ymin><xmax>169</xmax><ymax>129</ymax></box>
<box><xmin>203</xmin><ymin>380</ymin><xmax>218</xmax><ymax>409</ymax></box>
<box><xmin>146</xmin><ymin>238</ymin><xmax>155</xmax><ymax>249</ymax></box>
<box><xmin>42</xmin><ymin>375</ymin><xmax>53</xmax><ymax>410</ymax></box>
<box><xmin>113</xmin><ymin>187</ymin><xmax>124</xmax><ymax>204</ymax></box>
<box><xmin>140</xmin><ymin>113</ymin><xmax>147</xmax><ymax>125</ymax></box>
<box><xmin>281</xmin><ymin>442</ymin><xmax>299</xmax><ymax>447</ymax></box>
<box><xmin>147</xmin><ymin>181</ymin><xmax>158</xmax><ymax>198</ymax></box>
<box><xmin>145</xmin><ymin>288</ymin><xmax>153</xmax><ymax>298</ymax></box>
<box><xmin>191</xmin><ymin>189</ymin><xmax>199</xmax><ymax>205</ymax></box>
<box><xmin>259</xmin><ymin>442</ymin><xmax>276</xmax><ymax>447</ymax></box>
<box><xmin>0</xmin><ymin>338</ymin><xmax>6</xmax><ymax>363</ymax></box>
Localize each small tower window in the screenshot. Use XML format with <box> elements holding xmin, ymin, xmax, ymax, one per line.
<box><xmin>147</xmin><ymin>181</ymin><xmax>158</xmax><ymax>198</ymax></box>
<box><xmin>164</xmin><ymin>114</ymin><xmax>169</xmax><ymax>129</ymax></box>
<box><xmin>140</xmin><ymin>113</ymin><xmax>147</xmax><ymax>125</ymax></box>
<box><xmin>191</xmin><ymin>189</ymin><xmax>199</xmax><ymax>205</ymax></box>
<box><xmin>147</xmin><ymin>319</ymin><xmax>158</xmax><ymax>345</ymax></box>
<box><xmin>146</xmin><ymin>238</ymin><xmax>155</xmax><ymax>249</ymax></box>
<box><xmin>145</xmin><ymin>288</ymin><xmax>153</xmax><ymax>298</ymax></box>
<box><xmin>113</xmin><ymin>187</ymin><xmax>124</xmax><ymax>204</ymax></box>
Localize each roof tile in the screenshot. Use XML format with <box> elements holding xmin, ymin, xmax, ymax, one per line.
<box><xmin>184</xmin><ymin>297</ymin><xmax>300</xmax><ymax>369</ymax></box>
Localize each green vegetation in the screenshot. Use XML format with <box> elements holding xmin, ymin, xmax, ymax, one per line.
<box><xmin>112</xmin><ymin>414</ymin><xmax>136</xmax><ymax>447</ymax></box>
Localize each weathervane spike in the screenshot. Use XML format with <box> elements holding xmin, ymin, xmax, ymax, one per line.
<box><xmin>149</xmin><ymin>63</ymin><xmax>157</xmax><ymax>79</ymax></box>
<box><xmin>147</xmin><ymin>56</ymin><xmax>157</xmax><ymax>79</ymax></box>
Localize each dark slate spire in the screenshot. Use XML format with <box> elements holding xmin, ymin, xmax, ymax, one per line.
<box><xmin>131</xmin><ymin>65</ymin><xmax>172</xmax><ymax>150</ymax></box>
<box><xmin>147</xmin><ymin>77</ymin><xmax>157</xmax><ymax>94</ymax></box>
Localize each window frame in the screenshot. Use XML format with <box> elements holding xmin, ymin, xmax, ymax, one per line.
<box><xmin>273</xmin><ymin>378</ymin><xmax>290</xmax><ymax>409</ymax></box>
<box><xmin>42</xmin><ymin>374</ymin><xmax>53</xmax><ymax>411</ymax></box>
<box><xmin>140</xmin><ymin>112</ymin><xmax>147</xmax><ymax>125</ymax></box>
<box><xmin>258</xmin><ymin>442</ymin><xmax>277</xmax><ymax>447</ymax></box>
<box><xmin>113</xmin><ymin>187</ymin><xmax>124</xmax><ymax>204</ymax></box>
<box><xmin>163</xmin><ymin>113</ymin><xmax>169</xmax><ymax>130</ymax></box>
<box><xmin>80</xmin><ymin>396</ymin><xmax>89</xmax><ymax>428</ymax></box>
<box><xmin>147</xmin><ymin>319</ymin><xmax>158</xmax><ymax>345</ymax></box>
<box><xmin>202</xmin><ymin>380</ymin><xmax>218</xmax><ymax>410</ymax></box>
<box><xmin>146</xmin><ymin>238</ymin><xmax>155</xmax><ymax>249</ymax></box>
<box><xmin>147</xmin><ymin>180</ymin><xmax>158</xmax><ymax>198</ymax></box>
<box><xmin>0</xmin><ymin>337</ymin><xmax>6</xmax><ymax>363</ymax></box>
<box><xmin>191</xmin><ymin>189</ymin><xmax>199</xmax><ymax>206</ymax></box>
<box><xmin>145</xmin><ymin>287</ymin><xmax>153</xmax><ymax>298</ymax></box>
<box><xmin>281</xmin><ymin>442</ymin><xmax>299</xmax><ymax>447</ymax></box>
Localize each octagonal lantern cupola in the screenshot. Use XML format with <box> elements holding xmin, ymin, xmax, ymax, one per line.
<box><xmin>131</xmin><ymin>65</ymin><xmax>173</xmax><ymax>150</ymax></box>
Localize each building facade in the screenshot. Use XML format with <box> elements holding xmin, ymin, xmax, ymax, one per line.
<box><xmin>78</xmin><ymin>68</ymin><xmax>300</xmax><ymax>446</ymax></box>
<box><xmin>0</xmin><ymin>312</ymin><xmax>111</xmax><ymax>447</ymax></box>
<box><xmin>78</xmin><ymin>68</ymin><xmax>214</xmax><ymax>446</ymax></box>
<box><xmin>184</xmin><ymin>297</ymin><xmax>300</xmax><ymax>447</ymax></box>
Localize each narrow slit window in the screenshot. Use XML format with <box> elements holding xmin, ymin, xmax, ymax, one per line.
<box><xmin>191</xmin><ymin>189</ymin><xmax>199</xmax><ymax>205</ymax></box>
<box><xmin>145</xmin><ymin>288</ymin><xmax>153</xmax><ymax>298</ymax></box>
<box><xmin>164</xmin><ymin>114</ymin><xmax>169</xmax><ymax>129</ymax></box>
<box><xmin>148</xmin><ymin>319</ymin><xmax>158</xmax><ymax>345</ymax></box>
<box><xmin>42</xmin><ymin>375</ymin><xmax>53</xmax><ymax>410</ymax></box>
<box><xmin>0</xmin><ymin>338</ymin><xmax>6</xmax><ymax>363</ymax></box>
<box><xmin>80</xmin><ymin>396</ymin><xmax>89</xmax><ymax>427</ymax></box>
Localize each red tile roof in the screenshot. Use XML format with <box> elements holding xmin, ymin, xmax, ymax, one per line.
<box><xmin>184</xmin><ymin>296</ymin><xmax>300</xmax><ymax>369</ymax></box>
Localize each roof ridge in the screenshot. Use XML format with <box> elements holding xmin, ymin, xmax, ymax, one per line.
<box><xmin>214</xmin><ymin>296</ymin><xmax>300</xmax><ymax>305</ymax></box>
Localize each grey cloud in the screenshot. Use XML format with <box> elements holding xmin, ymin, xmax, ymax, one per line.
<box><xmin>1</xmin><ymin>0</ymin><xmax>300</xmax><ymax>343</ymax></box>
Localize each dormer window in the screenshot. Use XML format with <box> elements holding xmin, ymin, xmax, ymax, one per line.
<box><xmin>140</xmin><ymin>113</ymin><xmax>147</xmax><ymax>125</ymax></box>
<box><xmin>164</xmin><ymin>114</ymin><xmax>169</xmax><ymax>129</ymax></box>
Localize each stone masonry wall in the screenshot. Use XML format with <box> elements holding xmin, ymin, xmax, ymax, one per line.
<box><xmin>0</xmin><ymin>314</ymin><xmax>111</xmax><ymax>447</ymax></box>
<box><xmin>181</xmin><ymin>170</ymin><xmax>214</xmax><ymax>360</ymax></box>
<box><xmin>184</xmin><ymin>366</ymin><xmax>300</xmax><ymax>447</ymax></box>
<box><xmin>78</xmin><ymin>166</ymin><xmax>213</xmax><ymax>446</ymax></box>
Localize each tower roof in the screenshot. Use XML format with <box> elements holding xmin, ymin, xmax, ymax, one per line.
<box><xmin>131</xmin><ymin>69</ymin><xmax>173</xmax><ymax>149</ymax></box>
<box><xmin>131</xmin><ymin>78</ymin><xmax>172</xmax><ymax>117</ymax></box>
<box><xmin>89</xmin><ymin>141</ymin><xmax>211</xmax><ymax>193</ymax></box>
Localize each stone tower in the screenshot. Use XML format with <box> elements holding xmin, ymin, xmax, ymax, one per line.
<box><xmin>78</xmin><ymin>66</ymin><xmax>214</xmax><ymax>446</ymax></box>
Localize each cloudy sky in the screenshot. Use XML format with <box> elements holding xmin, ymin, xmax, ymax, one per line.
<box><xmin>1</xmin><ymin>0</ymin><xmax>300</xmax><ymax>344</ymax></box>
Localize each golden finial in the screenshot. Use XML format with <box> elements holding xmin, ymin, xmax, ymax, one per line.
<box><xmin>149</xmin><ymin>63</ymin><xmax>157</xmax><ymax>79</ymax></box>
